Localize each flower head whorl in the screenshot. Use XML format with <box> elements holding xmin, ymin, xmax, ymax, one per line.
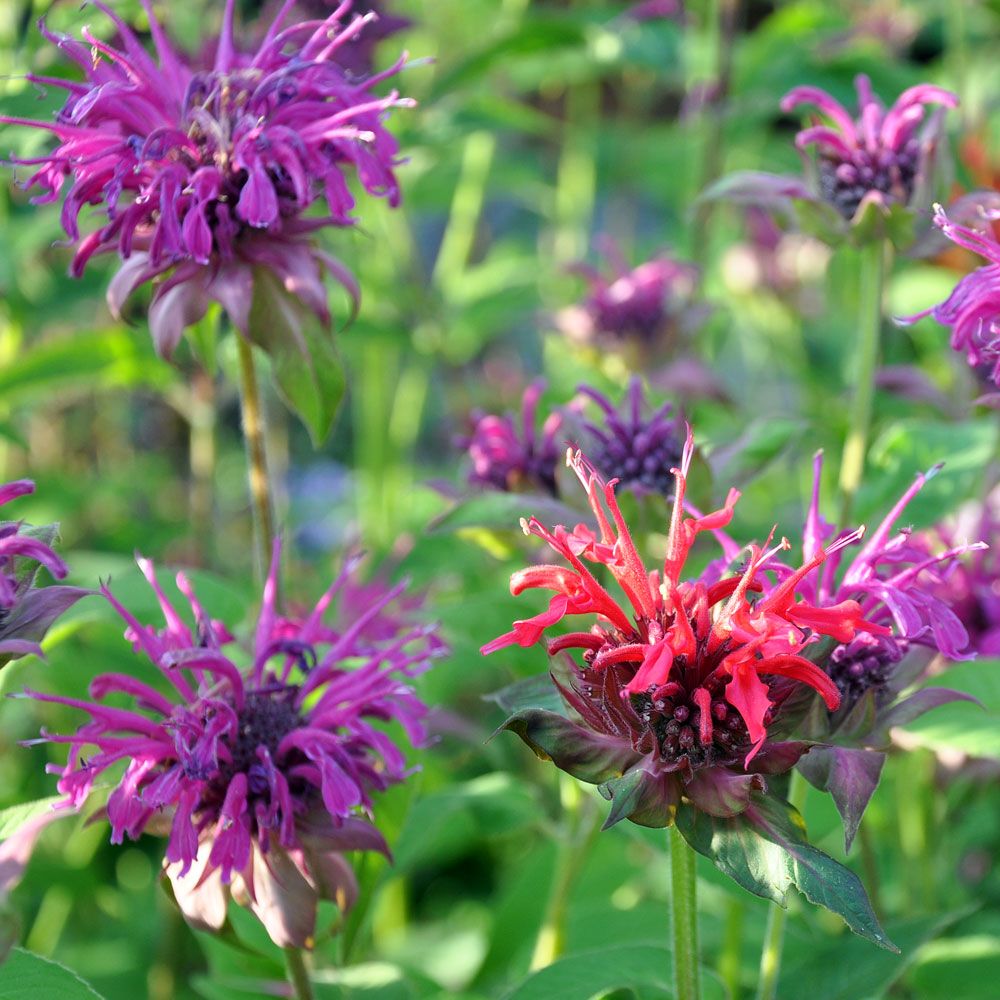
<box><xmin>460</xmin><ymin>379</ymin><xmax>563</xmax><ymax>497</ymax></box>
<box><xmin>3</xmin><ymin>0</ymin><xmax>413</xmax><ymax>355</ymax></box>
<box><xmin>483</xmin><ymin>431</ymin><xmax>889</xmax><ymax>803</ymax></box>
<box><xmin>574</xmin><ymin>378</ymin><xmax>683</xmax><ymax>499</ymax></box>
<box><xmin>25</xmin><ymin>541</ymin><xmax>437</xmax><ymax>942</ymax></box>
<box><xmin>782</xmin><ymin>75</ymin><xmax>957</xmax><ymax>220</ymax></box>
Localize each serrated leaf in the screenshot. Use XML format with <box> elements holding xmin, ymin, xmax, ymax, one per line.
<box><xmin>246</xmin><ymin>269</ymin><xmax>346</xmax><ymax>446</ymax></box>
<box><xmin>676</xmin><ymin>794</ymin><xmax>895</xmax><ymax>950</ymax></box>
<box><xmin>0</xmin><ymin>949</ymin><xmax>106</xmax><ymax>997</ymax></box>
<box><xmin>0</xmin><ymin>797</ymin><xmax>65</xmax><ymax>841</ymax></box>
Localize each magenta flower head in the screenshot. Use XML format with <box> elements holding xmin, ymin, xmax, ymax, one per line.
<box><xmin>898</xmin><ymin>204</ymin><xmax>1000</xmax><ymax>392</ymax></box>
<box><xmin>0</xmin><ymin>480</ymin><xmax>89</xmax><ymax>667</ymax></box>
<box><xmin>557</xmin><ymin>240</ymin><xmax>699</xmax><ymax>356</ymax></box>
<box><xmin>573</xmin><ymin>378</ymin><xmax>683</xmax><ymax>499</ymax></box>
<box><xmin>702</xmin><ymin>76</ymin><xmax>957</xmax><ymax>250</ymax></box>
<box><xmin>782</xmin><ymin>75</ymin><xmax>957</xmax><ymax>221</ymax></box>
<box><xmin>24</xmin><ymin>542</ymin><xmax>438</xmax><ymax>948</ymax></box>
<box><xmin>913</xmin><ymin>488</ymin><xmax>1000</xmax><ymax>657</ymax></box>
<box><xmin>2</xmin><ymin>0</ymin><xmax>411</xmax><ymax>357</ymax></box>
<box><xmin>794</xmin><ymin>454</ymin><xmax>976</xmax><ymax>710</ymax></box>
<box><xmin>459</xmin><ymin>379</ymin><xmax>564</xmax><ymax>497</ymax></box>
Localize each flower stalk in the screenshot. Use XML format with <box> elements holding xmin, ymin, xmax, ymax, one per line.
<box><xmin>838</xmin><ymin>240</ymin><xmax>888</xmax><ymax>524</ymax></box>
<box><xmin>236</xmin><ymin>336</ymin><xmax>275</xmax><ymax>581</ymax></box>
<box><xmin>284</xmin><ymin>947</ymin><xmax>314</xmax><ymax>1000</ymax></box>
<box><xmin>670</xmin><ymin>826</ymin><xmax>700</xmax><ymax>1000</ymax></box>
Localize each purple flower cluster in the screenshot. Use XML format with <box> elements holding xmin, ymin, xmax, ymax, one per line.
<box><xmin>26</xmin><ymin>543</ymin><xmax>438</xmax><ymax>946</ymax></box>
<box><xmin>574</xmin><ymin>377</ymin><xmax>684</xmax><ymax>497</ymax></box>
<box><xmin>557</xmin><ymin>243</ymin><xmax>698</xmax><ymax>351</ymax></box>
<box><xmin>782</xmin><ymin>75</ymin><xmax>957</xmax><ymax>220</ymax></box>
<box><xmin>4</xmin><ymin>0</ymin><xmax>411</xmax><ymax>354</ymax></box>
<box><xmin>900</xmin><ymin>205</ymin><xmax>1000</xmax><ymax>389</ymax></box>
<box><xmin>460</xmin><ymin>379</ymin><xmax>564</xmax><ymax>497</ymax></box>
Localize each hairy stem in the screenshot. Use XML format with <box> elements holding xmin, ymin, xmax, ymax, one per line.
<box><xmin>284</xmin><ymin>947</ymin><xmax>314</xmax><ymax>1000</ymax></box>
<box><xmin>755</xmin><ymin>770</ymin><xmax>808</xmax><ymax>1000</ymax></box>
<box><xmin>670</xmin><ymin>825</ymin><xmax>701</xmax><ymax>1000</ymax></box>
<box><xmin>838</xmin><ymin>240</ymin><xmax>888</xmax><ymax>524</ymax></box>
<box><xmin>236</xmin><ymin>335</ymin><xmax>275</xmax><ymax>580</ymax></box>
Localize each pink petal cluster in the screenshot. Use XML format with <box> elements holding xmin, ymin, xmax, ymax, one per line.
<box><xmin>3</xmin><ymin>0</ymin><xmax>412</xmax><ymax>354</ymax></box>
<box><xmin>782</xmin><ymin>74</ymin><xmax>956</xmax><ymax>220</ymax></box>
<box><xmin>25</xmin><ymin>542</ymin><xmax>439</xmax><ymax>946</ymax></box>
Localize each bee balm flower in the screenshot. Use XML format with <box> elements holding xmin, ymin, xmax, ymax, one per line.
<box><xmin>24</xmin><ymin>543</ymin><xmax>438</xmax><ymax>947</ymax></box>
<box><xmin>482</xmin><ymin>433</ymin><xmax>884</xmax><ymax>827</ymax></box>
<box><xmin>2</xmin><ymin>0</ymin><xmax>412</xmax><ymax>355</ymax></box>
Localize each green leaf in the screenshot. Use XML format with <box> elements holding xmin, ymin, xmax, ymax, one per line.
<box><xmin>899</xmin><ymin>660</ymin><xmax>1000</xmax><ymax>758</ymax></box>
<box><xmin>676</xmin><ymin>795</ymin><xmax>895</xmax><ymax>950</ymax></box>
<box><xmin>779</xmin><ymin>910</ymin><xmax>970</xmax><ymax>1000</ymax></box>
<box><xmin>0</xmin><ymin>796</ymin><xmax>64</xmax><ymax>840</ymax></box>
<box><xmin>429</xmin><ymin>492</ymin><xmax>584</xmax><ymax>534</ymax></box>
<box><xmin>499</xmin><ymin>709</ymin><xmax>638</xmax><ymax>784</ymax></box>
<box><xmin>485</xmin><ymin>674</ymin><xmax>567</xmax><ymax>717</ymax></box>
<box><xmin>503</xmin><ymin>943</ymin><xmax>728</xmax><ymax>1000</ymax></box>
<box><xmin>707</xmin><ymin>417</ymin><xmax>803</xmax><ymax>487</ymax></box>
<box><xmin>860</xmin><ymin>418</ymin><xmax>998</xmax><ymax>528</ymax></box>
<box><xmin>246</xmin><ymin>269</ymin><xmax>346</xmax><ymax>446</ymax></box>
<box><xmin>0</xmin><ymin>949</ymin><xmax>106</xmax><ymax>998</ymax></box>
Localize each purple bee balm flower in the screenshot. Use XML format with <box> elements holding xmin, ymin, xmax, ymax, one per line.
<box><xmin>898</xmin><ymin>204</ymin><xmax>1000</xmax><ymax>390</ymax></box>
<box><xmin>2</xmin><ymin>0</ymin><xmax>412</xmax><ymax>356</ymax></box>
<box><xmin>573</xmin><ymin>378</ymin><xmax>683</xmax><ymax>498</ymax></box>
<box><xmin>459</xmin><ymin>379</ymin><xmax>564</xmax><ymax>497</ymax></box>
<box><xmin>708</xmin><ymin>453</ymin><xmax>979</xmax><ymax>710</ymax></box>
<box><xmin>557</xmin><ymin>241</ymin><xmax>698</xmax><ymax>353</ymax></box>
<box><xmin>782</xmin><ymin>75</ymin><xmax>958</xmax><ymax>221</ymax></box>
<box><xmin>914</xmin><ymin>489</ymin><xmax>1000</xmax><ymax>657</ymax></box>
<box><xmin>24</xmin><ymin>542</ymin><xmax>438</xmax><ymax>947</ymax></box>
<box><xmin>0</xmin><ymin>479</ymin><xmax>89</xmax><ymax>666</ymax></box>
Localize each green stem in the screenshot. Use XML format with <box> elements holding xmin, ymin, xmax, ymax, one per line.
<box><xmin>530</xmin><ymin>778</ymin><xmax>599</xmax><ymax>970</ymax></box>
<box><xmin>284</xmin><ymin>947</ymin><xmax>314</xmax><ymax>1000</ymax></box>
<box><xmin>235</xmin><ymin>335</ymin><xmax>275</xmax><ymax>581</ymax></box>
<box><xmin>837</xmin><ymin>240</ymin><xmax>888</xmax><ymax>525</ymax></box>
<box><xmin>670</xmin><ymin>825</ymin><xmax>700</xmax><ymax>1000</ymax></box>
<box><xmin>755</xmin><ymin>770</ymin><xmax>808</xmax><ymax>1000</ymax></box>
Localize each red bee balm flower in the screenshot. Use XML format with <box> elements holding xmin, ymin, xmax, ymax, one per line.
<box><xmin>483</xmin><ymin>433</ymin><xmax>886</xmax><ymax>826</ymax></box>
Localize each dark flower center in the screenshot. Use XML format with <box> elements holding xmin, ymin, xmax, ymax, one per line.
<box><xmin>575</xmin><ymin>623</ymin><xmax>756</xmax><ymax>772</ymax></box>
<box><xmin>826</xmin><ymin>632</ymin><xmax>905</xmax><ymax>709</ymax></box>
<box><xmin>817</xmin><ymin>140</ymin><xmax>919</xmax><ymax>219</ymax></box>
<box><xmin>589</xmin><ymin>427</ymin><xmax>682</xmax><ymax>498</ymax></box>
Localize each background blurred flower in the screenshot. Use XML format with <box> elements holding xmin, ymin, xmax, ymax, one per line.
<box><xmin>572</xmin><ymin>377</ymin><xmax>683</xmax><ymax>499</ymax></box>
<box><xmin>556</xmin><ymin>240</ymin><xmax>699</xmax><ymax>357</ymax></box>
<box><xmin>24</xmin><ymin>542</ymin><xmax>438</xmax><ymax>947</ymax></box>
<box><xmin>2</xmin><ymin>0</ymin><xmax>412</xmax><ymax>355</ymax></box>
<box><xmin>458</xmin><ymin>379</ymin><xmax>563</xmax><ymax>497</ymax></box>
<box><xmin>0</xmin><ymin>480</ymin><xmax>89</xmax><ymax>668</ymax></box>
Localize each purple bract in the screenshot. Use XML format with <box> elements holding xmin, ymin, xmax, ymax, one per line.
<box><xmin>2</xmin><ymin>0</ymin><xmax>411</xmax><ymax>355</ymax></box>
<box><xmin>25</xmin><ymin>542</ymin><xmax>438</xmax><ymax>946</ymax></box>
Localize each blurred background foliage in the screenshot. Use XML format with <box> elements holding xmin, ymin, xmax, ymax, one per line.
<box><xmin>1</xmin><ymin>0</ymin><xmax>1000</xmax><ymax>997</ymax></box>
